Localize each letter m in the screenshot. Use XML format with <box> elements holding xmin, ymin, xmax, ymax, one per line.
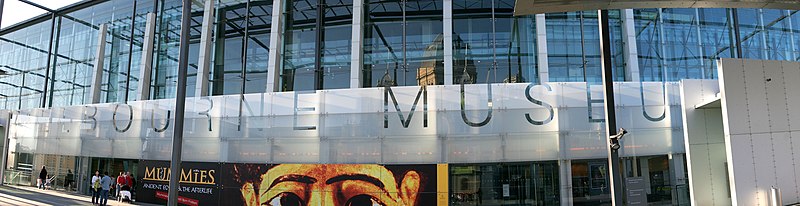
<box><xmin>384</xmin><ymin>85</ymin><xmax>428</xmax><ymax>128</ymax></box>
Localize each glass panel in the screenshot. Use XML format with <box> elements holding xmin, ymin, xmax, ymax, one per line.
<box><xmin>0</xmin><ymin>20</ymin><xmax>52</xmax><ymax>110</ymax></box>
<box><xmin>363</xmin><ymin>0</ymin><xmax>443</xmax><ymax>87</ymax></box>
<box><xmin>450</xmin><ymin>162</ymin><xmax>560</xmax><ymax>206</ymax></box>
<box><xmin>151</xmin><ymin>0</ymin><xmax>202</xmax><ymax>99</ymax></box>
<box><xmin>452</xmin><ymin>0</ymin><xmax>537</xmax><ymax>84</ymax></box>
<box><xmin>281</xmin><ymin>0</ymin><xmax>318</xmax><ymax>91</ymax></box>
<box><xmin>546</xmin><ymin>11</ymin><xmax>625</xmax><ymax>83</ymax></box>
<box><xmin>321</xmin><ymin>0</ymin><xmax>353</xmax><ymax>90</ymax></box>
<box><xmin>571</xmin><ymin>159</ymin><xmax>611</xmax><ymax>205</ymax></box>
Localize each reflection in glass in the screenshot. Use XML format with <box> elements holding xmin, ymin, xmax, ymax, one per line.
<box><xmin>212</xmin><ymin>0</ymin><xmax>272</xmax><ymax>95</ymax></box>
<box><xmin>363</xmin><ymin>0</ymin><xmax>443</xmax><ymax>87</ymax></box>
<box><xmin>546</xmin><ymin>11</ymin><xmax>625</xmax><ymax>83</ymax></box>
<box><xmin>450</xmin><ymin>162</ymin><xmax>560</xmax><ymax>206</ymax></box>
<box><xmin>282</xmin><ymin>0</ymin><xmax>353</xmax><ymax>91</ymax></box>
<box><xmin>452</xmin><ymin>0</ymin><xmax>537</xmax><ymax>84</ymax></box>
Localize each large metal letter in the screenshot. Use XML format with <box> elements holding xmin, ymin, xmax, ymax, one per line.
<box><xmin>138</xmin><ymin>13</ymin><xmax>156</xmax><ymax>100</ymax></box>
<box><xmin>384</xmin><ymin>85</ymin><xmax>428</xmax><ymax>128</ymax></box>
<box><xmin>293</xmin><ymin>91</ymin><xmax>317</xmax><ymax>130</ymax></box>
<box><xmin>525</xmin><ymin>83</ymin><xmax>554</xmax><ymax>125</ymax></box>
<box><xmin>586</xmin><ymin>84</ymin><xmax>605</xmax><ymax>123</ymax></box>
<box><xmin>89</xmin><ymin>24</ymin><xmax>108</xmax><ymax>104</ymax></box>
<box><xmin>112</xmin><ymin>104</ymin><xmax>133</xmax><ymax>133</ymax></box>
<box><xmin>82</xmin><ymin>106</ymin><xmax>97</xmax><ymax>130</ymax></box>
<box><xmin>460</xmin><ymin>82</ymin><xmax>492</xmax><ymax>127</ymax></box>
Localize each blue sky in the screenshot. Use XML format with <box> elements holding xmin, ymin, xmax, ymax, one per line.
<box><xmin>1</xmin><ymin>0</ymin><xmax>80</xmax><ymax>29</ymax></box>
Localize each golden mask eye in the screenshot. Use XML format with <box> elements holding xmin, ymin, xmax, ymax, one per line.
<box><xmin>264</xmin><ymin>192</ymin><xmax>303</xmax><ymax>206</ymax></box>
<box><xmin>345</xmin><ymin>195</ymin><xmax>385</xmax><ymax>206</ymax></box>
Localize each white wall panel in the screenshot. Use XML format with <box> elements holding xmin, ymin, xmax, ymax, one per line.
<box><xmin>727</xmin><ymin>134</ymin><xmax>757</xmax><ymax>206</ymax></box>
<box><xmin>719</xmin><ymin>59</ymin><xmax>749</xmax><ymax>135</ymax></box>
<box><xmin>715</xmin><ymin>59</ymin><xmax>800</xmax><ymax>206</ymax></box>
<box><xmin>783</xmin><ymin>62</ymin><xmax>800</xmax><ymax>131</ymax></box>
<box><xmin>743</xmin><ymin>60</ymin><xmax>770</xmax><ymax>134</ymax></box>
<box><xmin>763</xmin><ymin>60</ymin><xmax>789</xmax><ymax>132</ymax></box>
<box><xmin>772</xmin><ymin>132</ymin><xmax>798</xmax><ymax>204</ymax></box>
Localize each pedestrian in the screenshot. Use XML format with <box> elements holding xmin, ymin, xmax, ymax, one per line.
<box><xmin>116</xmin><ymin>172</ymin><xmax>124</xmax><ymax>198</ymax></box>
<box><xmin>91</xmin><ymin>171</ymin><xmax>101</xmax><ymax>205</ymax></box>
<box><xmin>64</xmin><ymin>169</ymin><xmax>74</xmax><ymax>191</ymax></box>
<box><xmin>123</xmin><ymin>171</ymin><xmax>132</xmax><ymax>191</ymax></box>
<box><xmin>100</xmin><ymin>171</ymin><xmax>113</xmax><ymax>206</ymax></box>
<box><xmin>38</xmin><ymin>166</ymin><xmax>47</xmax><ymax>190</ymax></box>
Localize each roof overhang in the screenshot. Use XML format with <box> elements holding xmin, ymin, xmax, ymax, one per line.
<box><xmin>514</xmin><ymin>0</ymin><xmax>800</xmax><ymax>16</ymax></box>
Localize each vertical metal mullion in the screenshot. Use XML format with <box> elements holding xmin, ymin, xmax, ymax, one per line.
<box><xmin>314</xmin><ymin>0</ymin><xmax>325</xmax><ymax>90</ymax></box>
<box><xmin>401</xmin><ymin>0</ymin><xmax>406</xmax><ymax>85</ymax></box>
<box><xmin>491</xmin><ymin>0</ymin><xmax>498</xmax><ymax>83</ymax></box>
<box><xmin>41</xmin><ymin>13</ymin><xmax>58</xmax><ymax>108</ymax></box>
<box><xmin>124</xmin><ymin>0</ymin><xmax>138</xmax><ymax>102</ymax></box>
<box><xmin>732</xmin><ymin>8</ymin><xmax>744</xmax><ymax>58</ymax></box>
<box><xmin>239</xmin><ymin>0</ymin><xmax>251</xmax><ymax>131</ymax></box>
<box><xmin>47</xmin><ymin>16</ymin><xmax>62</xmax><ymax>107</ymax></box>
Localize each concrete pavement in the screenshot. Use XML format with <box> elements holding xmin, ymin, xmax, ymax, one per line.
<box><xmin>0</xmin><ymin>185</ymin><xmax>155</xmax><ymax>206</ymax></box>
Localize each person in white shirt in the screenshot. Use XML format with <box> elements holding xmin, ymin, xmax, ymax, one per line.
<box><xmin>91</xmin><ymin>171</ymin><xmax>101</xmax><ymax>205</ymax></box>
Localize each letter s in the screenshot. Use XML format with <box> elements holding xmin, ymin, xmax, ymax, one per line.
<box><xmin>525</xmin><ymin>83</ymin><xmax>555</xmax><ymax>125</ymax></box>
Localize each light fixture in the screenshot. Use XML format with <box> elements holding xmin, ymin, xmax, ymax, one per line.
<box><xmin>609</xmin><ymin>128</ymin><xmax>627</xmax><ymax>150</ymax></box>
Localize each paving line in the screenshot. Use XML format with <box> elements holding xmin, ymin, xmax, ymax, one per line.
<box><xmin>0</xmin><ymin>192</ymin><xmax>52</xmax><ymax>206</ymax></box>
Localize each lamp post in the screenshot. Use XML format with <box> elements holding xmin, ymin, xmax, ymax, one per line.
<box><xmin>167</xmin><ymin>0</ymin><xmax>191</xmax><ymax>205</ymax></box>
<box><xmin>598</xmin><ymin>9</ymin><xmax>625</xmax><ymax>205</ymax></box>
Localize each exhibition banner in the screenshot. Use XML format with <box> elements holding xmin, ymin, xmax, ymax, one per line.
<box><xmin>221</xmin><ymin>163</ymin><xmax>442</xmax><ymax>206</ymax></box>
<box><xmin>136</xmin><ymin>160</ymin><xmax>220</xmax><ymax>205</ymax></box>
<box><xmin>137</xmin><ymin>162</ymin><xmax>446</xmax><ymax>206</ymax></box>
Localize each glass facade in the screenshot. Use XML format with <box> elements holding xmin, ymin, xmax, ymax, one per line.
<box><xmin>452</xmin><ymin>0</ymin><xmax>537</xmax><ymax>84</ymax></box>
<box><xmin>546</xmin><ymin>11</ymin><xmax>625</xmax><ymax>83</ymax></box>
<box><xmin>281</xmin><ymin>0</ymin><xmax>353</xmax><ymax>91</ymax></box>
<box><xmin>2</xmin><ymin>0</ymin><xmax>800</xmax><ymax>205</ymax></box>
<box><xmin>212</xmin><ymin>0</ymin><xmax>273</xmax><ymax>95</ymax></box>
<box><xmin>363</xmin><ymin>0</ymin><xmax>443</xmax><ymax>87</ymax></box>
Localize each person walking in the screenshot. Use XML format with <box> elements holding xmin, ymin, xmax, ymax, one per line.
<box><xmin>91</xmin><ymin>171</ymin><xmax>101</xmax><ymax>205</ymax></box>
<box><xmin>100</xmin><ymin>172</ymin><xmax>113</xmax><ymax>206</ymax></box>
<box><xmin>38</xmin><ymin>166</ymin><xmax>47</xmax><ymax>190</ymax></box>
<box><xmin>64</xmin><ymin>169</ymin><xmax>74</xmax><ymax>191</ymax></box>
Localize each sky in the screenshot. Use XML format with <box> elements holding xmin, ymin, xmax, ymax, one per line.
<box><xmin>1</xmin><ymin>0</ymin><xmax>81</xmax><ymax>29</ymax></box>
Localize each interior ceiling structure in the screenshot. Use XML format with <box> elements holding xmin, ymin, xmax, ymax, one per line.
<box><xmin>514</xmin><ymin>0</ymin><xmax>800</xmax><ymax>15</ymax></box>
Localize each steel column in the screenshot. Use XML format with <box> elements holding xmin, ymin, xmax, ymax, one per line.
<box><xmin>621</xmin><ymin>9</ymin><xmax>640</xmax><ymax>82</ymax></box>
<box><xmin>443</xmin><ymin>0</ymin><xmax>453</xmax><ymax>85</ymax></box>
<box><xmin>598</xmin><ymin>9</ymin><xmax>624</xmax><ymax>205</ymax></box>
<box><xmin>195</xmin><ymin>0</ymin><xmax>214</xmax><ymax>97</ymax></box>
<box><xmin>535</xmin><ymin>14</ymin><xmax>548</xmax><ymax>84</ymax></box>
<box><xmin>350</xmin><ymin>0</ymin><xmax>364</xmax><ymax>88</ymax></box>
<box><xmin>167</xmin><ymin>0</ymin><xmax>192</xmax><ymax>205</ymax></box>
<box><xmin>265</xmin><ymin>0</ymin><xmax>284</xmax><ymax>92</ymax></box>
<box><xmin>89</xmin><ymin>24</ymin><xmax>108</xmax><ymax>104</ymax></box>
<box><xmin>138</xmin><ymin>13</ymin><xmax>157</xmax><ymax>100</ymax></box>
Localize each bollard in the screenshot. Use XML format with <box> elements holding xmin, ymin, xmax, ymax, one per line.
<box><xmin>770</xmin><ymin>186</ymin><xmax>782</xmax><ymax>206</ymax></box>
